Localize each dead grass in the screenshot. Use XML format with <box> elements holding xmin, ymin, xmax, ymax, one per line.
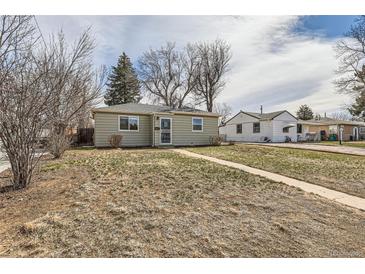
<box><xmin>187</xmin><ymin>144</ymin><xmax>365</xmax><ymax>199</ymax></box>
<box><xmin>0</xmin><ymin>148</ymin><xmax>364</xmax><ymax>257</ymax></box>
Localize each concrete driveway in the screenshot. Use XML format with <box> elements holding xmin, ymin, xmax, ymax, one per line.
<box><xmin>258</xmin><ymin>143</ymin><xmax>365</xmax><ymax>156</ymax></box>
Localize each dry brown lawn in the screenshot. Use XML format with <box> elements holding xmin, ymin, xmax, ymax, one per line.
<box><xmin>0</xmin><ymin>148</ymin><xmax>364</xmax><ymax>257</ymax></box>
<box><xmin>187</xmin><ymin>144</ymin><xmax>365</xmax><ymax>198</ymax></box>
<box><xmin>320</xmin><ymin>141</ymin><xmax>365</xmax><ymax>149</ymax></box>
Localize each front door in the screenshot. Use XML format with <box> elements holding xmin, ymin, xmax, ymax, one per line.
<box><xmin>160</xmin><ymin>118</ymin><xmax>172</xmax><ymax>145</ymax></box>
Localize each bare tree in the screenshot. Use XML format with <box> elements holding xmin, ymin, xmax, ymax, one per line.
<box><xmin>45</xmin><ymin>30</ymin><xmax>106</xmax><ymax>158</ymax></box>
<box><xmin>329</xmin><ymin>111</ymin><xmax>353</xmax><ymax>121</ymax></box>
<box><xmin>213</xmin><ymin>102</ymin><xmax>232</xmax><ymax>125</ymax></box>
<box><xmin>138</xmin><ymin>42</ymin><xmax>197</xmax><ymax>108</ymax></box>
<box><xmin>335</xmin><ymin>16</ymin><xmax>365</xmax><ymax>94</ymax></box>
<box><xmin>0</xmin><ymin>16</ymin><xmax>104</xmax><ymax>189</ymax></box>
<box><xmin>0</xmin><ymin>15</ymin><xmax>51</xmax><ymax>189</ymax></box>
<box><xmin>334</xmin><ymin>17</ymin><xmax>365</xmax><ymax>121</ymax></box>
<box><xmin>192</xmin><ymin>39</ymin><xmax>231</xmax><ymax>112</ymax></box>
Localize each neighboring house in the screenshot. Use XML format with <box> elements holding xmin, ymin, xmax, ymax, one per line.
<box><xmin>220</xmin><ymin>110</ymin><xmax>298</xmax><ymax>142</ymax></box>
<box><xmin>298</xmin><ymin>118</ymin><xmax>365</xmax><ymax>141</ymax></box>
<box><xmin>92</xmin><ymin>103</ymin><xmax>219</xmax><ymax>147</ymax></box>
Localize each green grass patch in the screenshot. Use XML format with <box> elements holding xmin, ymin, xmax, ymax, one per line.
<box><xmin>187</xmin><ymin>144</ymin><xmax>365</xmax><ymax>198</ymax></box>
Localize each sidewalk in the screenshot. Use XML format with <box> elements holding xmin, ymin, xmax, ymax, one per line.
<box><xmin>0</xmin><ymin>162</ymin><xmax>10</xmax><ymax>173</ymax></box>
<box><xmin>0</xmin><ymin>150</ymin><xmax>10</xmax><ymax>173</ymax></box>
<box><xmin>257</xmin><ymin>143</ymin><xmax>365</xmax><ymax>156</ymax></box>
<box><xmin>173</xmin><ymin>149</ymin><xmax>365</xmax><ymax>211</ymax></box>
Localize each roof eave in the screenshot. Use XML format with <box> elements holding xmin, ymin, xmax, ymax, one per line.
<box><xmin>92</xmin><ymin>109</ymin><xmax>219</xmax><ymax>117</ymax></box>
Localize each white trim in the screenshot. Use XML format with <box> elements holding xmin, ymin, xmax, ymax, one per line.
<box><xmin>118</xmin><ymin>115</ymin><xmax>140</xmax><ymax>132</ymax></box>
<box><xmin>160</xmin><ymin>117</ymin><xmax>172</xmax><ymax>145</ymax></box>
<box><xmin>192</xmin><ymin>117</ymin><xmax>204</xmax><ymax>132</ymax></box>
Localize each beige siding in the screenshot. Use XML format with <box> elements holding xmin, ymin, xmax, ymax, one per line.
<box><xmin>153</xmin><ymin>114</ymin><xmax>218</xmax><ymax>146</ymax></box>
<box><xmin>95</xmin><ymin>112</ymin><xmax>218</xmax><ymax>147</ymax></box>
<box><xmin>94</xmin><ymin>112</ymin><xmax>152</xmax><ymax>147</ymax></box>
<box><xmin>171</xmin><ymin>115</ymin><xmax>218</xmax><ymax>146</ymax></box>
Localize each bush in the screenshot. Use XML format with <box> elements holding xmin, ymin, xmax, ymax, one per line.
<box><xmin>109</xmin><ymin>134</ymin><xmax>123</xmax><ymax>148</ymax></box>
<box><xmin>209</xmin><ymin>135</ymin><xmax>223</xmax><ymax>146</ymax></box>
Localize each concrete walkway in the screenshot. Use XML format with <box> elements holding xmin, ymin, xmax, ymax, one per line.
<box><xmin>0</xmin><ymin>150</ymin><xmax>10</xmax><ymax>174</ymax></box>
<box><xmin>257</xmin><ymin>143</ymin><xmax>365</xmax><ymax>156</ymax></box>
<box><xmin>0</xmin><ymin>162</ymin><xmax>10</xmax><ymax>173</ymax></box>
<box><xmin>173</xmin><ymin>149</ymin><xmax>365</xmax><ymax>211</ymax></box>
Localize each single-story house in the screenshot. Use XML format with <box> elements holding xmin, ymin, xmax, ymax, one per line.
<box><xmin>92</xmin><ymin>103</ymin><xmax>220</xmax><ymax>147</ymax></box>
<box><xmin>297</xmin><ymin>117</ymin><xmax>365</xmax><ymax>141</ymax></box>
<box><xmin>219</xmin><ymin>110</ymin><xmax>298</xmax><ymax>142</ymax></box>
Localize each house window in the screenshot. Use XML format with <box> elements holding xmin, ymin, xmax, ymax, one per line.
<box><xmin>253</xmin><ymin>122</ymin><xmax>260</xmax><ymax>133</ymax></box>
<box><xmin>192</xmin><ymin>117</ymin><xmax>203</xmax><ymax>132</ymax></box>
<box><xmin>329</xmin><ymin>125</ymin><xmax>338</xmax><ymax>134</ymax></box>
<box><xmin>283</xmin><ymin>127</ymin><xmax>289</xmax><ymax>133</ymax></box>
<box><xmin>119</xmin><ymin>116</ymin><xmax>139</xmax><ymax>131</ymax></box>
<box><xmin>236</xmin><ymin>124</ymin><xmax>242</xmax><ymax>134</ymax></box>
<box><xmin>297</xmin><ymin>124</ymin><xmax>302</xmax><ymax>134</ymax></box>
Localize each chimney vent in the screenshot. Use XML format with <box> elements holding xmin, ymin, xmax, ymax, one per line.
<box><xmin>260</xmin><ymin>105</ymin><xmax>263</xmax><ymax>114</ymax></box>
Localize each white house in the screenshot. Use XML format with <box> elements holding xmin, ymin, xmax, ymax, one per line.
<box><xmin>220</xmin><ymin>110</ymin><xmax>298</xmax><ymax>142</ymax></box>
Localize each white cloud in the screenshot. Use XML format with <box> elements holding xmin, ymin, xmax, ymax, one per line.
<box><xmin>36</xmin><ymin>15</ymin><xmax>352</xmax><ymax>115</ymax></box>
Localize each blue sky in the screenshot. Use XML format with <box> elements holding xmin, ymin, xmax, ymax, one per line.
<box><xmin>36</xmin><ymin>15</ymin><xmax>359</xmax><ymax>116</ymax></box>
<box><xmin>295</xmin><ymin>16</ymin><xmax>357</xmax><ymax>38</ymax></box>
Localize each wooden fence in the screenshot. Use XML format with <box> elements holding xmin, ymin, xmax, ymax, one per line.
<box><xmin>74</xmin><ymin>128</ymin><xmax>94</xmax><ymax>146</ymax></box>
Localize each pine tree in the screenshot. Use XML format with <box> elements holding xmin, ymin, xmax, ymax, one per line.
<box><xmin>104</xmin><ymin>52</ymin><xmax>141</xmax><ymax>106</ymax></box>
<box><xmin>348</xmin><ymin>66</ymin><xmax>365</xmax><ymax>120</ymax></box>
<box><xmin>296</xmin><ymin>104</ymin><xmax>314</xmax><ymax>120</ymax></box>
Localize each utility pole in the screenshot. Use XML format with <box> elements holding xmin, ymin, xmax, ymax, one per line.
<box><xmin>339</xmin><ymin>125</ymin><xmax>344</xmax><ymax>145</ymax></box>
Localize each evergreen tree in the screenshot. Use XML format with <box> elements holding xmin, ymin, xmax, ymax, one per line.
<box><xmin>348</xmin><ymin>66</ymin><xmax>365</xmax><ymax>120</ymax></box>
<box><xmin>348</xmin><ymin>93</ymin><xmax>365</xmax><ymax>120</ymax></box>
<box><xmin>296</xmin><ymin>104</ymin><xmax>314</xmax><ymax>120</ymax></box>
<box><xmin>104</xmin><ymin>52</ymin><xmax>141</xmax><ymax>105</ymax></box>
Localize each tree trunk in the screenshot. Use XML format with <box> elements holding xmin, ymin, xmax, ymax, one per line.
<box><xmin>9</xmin><ymin>153</ymin><xmax>32</xmax><ymax>190</ymax></box>
<box><xmin>48</xmin><ymin>124</ymin><xmax>70</xmax><ymax>159</ymax></box>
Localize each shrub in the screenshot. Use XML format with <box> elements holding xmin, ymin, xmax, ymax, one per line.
<box><xmin>209</xmin><ymin>136</ymin><xmax>223</xmax><ymax>146</ymax></box>
<box><xmin>109</xmin><ymin>134</ymin><xmax>123</xmax><ymax>148</ymax></box>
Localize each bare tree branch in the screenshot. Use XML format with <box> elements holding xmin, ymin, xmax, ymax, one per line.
<box><xmin>213</xmin><ymin>102</ymin><xmax>232</xmax><ymax>124</ymax></box>
<box><xmin>138</xmin><ymin>42</ymin><xmax>198</xmax><ymax>108</ymax></box>
<box><xmin>45</xmin><ymin>29</ymin><xmax>105</xmax><ymax>158</ymax></box>
<box><xmin>334</xmin><ymin>16</ymin><xmax>365</xmax><ymax>94</ymax></box>
<box><xmin>0</xmin><ymin>16</ymin><xmax>105</xmax><ymax>189</ymax></box>
<box><xmin>191</xmin><ymin>39</ymin><xmax>231</xmax><ymax>112</ymax></box>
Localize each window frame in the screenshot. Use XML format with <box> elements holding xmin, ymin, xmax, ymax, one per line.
<box><xmin>118</xmin><ymin>115</ymin><xmax>139</xmax><ymax>132</ymax></box>
<box><xmin>236</xmin><ymin>123</ymin><xmax>242</xmax><ymax>134</ymax></box>
<box><xmin>192</xmin><ymin>117</ymin><xmax>204</xmax><ymax>132</ymax></box>
<box><xmin>253</xmin><ymin>122</ymin><xmax>260</xmax><ymax>133</ymax></box>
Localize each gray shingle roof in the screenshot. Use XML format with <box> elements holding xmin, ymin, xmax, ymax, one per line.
<box><xmin>92</xmin><ymin>103</ymin><xmax>219</xmax><ymax>117</ymax></box>
<box><xmin>222</xmin><ymin>110</ymin><xmax>296</xmax><ymax>126</ymax></box>
<box><xmin>298</xmin><ymin>118</ymin><xmax>365</xmax><ymax>126</ymax></box>
<box><xmin>244</xmin><ymin>110</ymin><xmax>291</xmax><ymax>120</ymax></box>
